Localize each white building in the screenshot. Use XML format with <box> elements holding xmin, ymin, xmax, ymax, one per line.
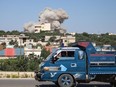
<box><xmin>0</xmin><ymin>34</ymin><xmax>30</xmax><ymax>46</ymax></box>
<box><xmin>61</xmin><ymin>35</ymin><xmax>75</xmax><ymax>46</ymax></box>
<box><xmin>24</xmin><ymin>46</ymin><xmax>41</xmax><ymax>57</ymax></box>
<box><xmin>35</xmin><ymin>23</ymin><xmax>51</xmax><ymax>33</ymax></box>
<box><xmin>44</xmin><ymin>35</ymin><xmax>75</xmax><ymax>46</ymax></box>
<box><xmin>102</xmin><ymin>45</ymin><xmax>115</xmax><ymax>51</ymax></box>
<box><xmin>0</xmin><ymin>35</ymin><xmax>21</xmax><ymax>46</ymax></box>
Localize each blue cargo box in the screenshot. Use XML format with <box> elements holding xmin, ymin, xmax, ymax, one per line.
<box><xmin>89</xmin><ymin>54</ymin><xmax>116</xmax><ymax>74</ymax></box>
<box><xmin>90</xmin><ymin>54</ymin><xmax>115</xmax><ymax>65</ymax></box>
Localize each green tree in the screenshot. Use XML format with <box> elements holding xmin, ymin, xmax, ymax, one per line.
<box><xmin>49</xmin><ymin>36</ymin><xmax>56</xmax><ymax>42</ymax></box>
<box><xmin>40</xmin><ymin>48</ymin><xmax>50</xmax><ymax>60</ymax></box>
<box><xmin>0</xmin><ymin>30</ymin><xmax>6</xmax><ymax>36</ymax></box>
<box><xmin>11</xmin><ymin>30</ymin><xmax>20</xmax><ymax>35</ymax></box>
<box><xmin>9</xmin><ymin>40</ymin><xmax>14</xmax><ymax>45</ymax></box>
<box><xmin>9</xmin><ymin>40</ymin><xmax>18</xmax><ymax>47</ymax></box>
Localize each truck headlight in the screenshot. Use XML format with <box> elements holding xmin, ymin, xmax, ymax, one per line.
<box><xmin>43</xmin><ymin>67</ymin><xmax>59</xmax><ymax>71</ymax></box>
<box><xmin>43</xmin><ymin>67</ymin><xmax>49</xmax><ymax>71</ymax></box>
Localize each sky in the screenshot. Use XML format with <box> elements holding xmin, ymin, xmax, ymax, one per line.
<box><xmin>0</xmin><ymin>0</ymin><xmax>116</xmax><ymax>34</ymax></box>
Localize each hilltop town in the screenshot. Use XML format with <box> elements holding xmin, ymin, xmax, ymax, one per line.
<box><xmin>0</xmin><ymin>27</ymin><xmax>116</xmax><ymax>59</ymax></box>
<box><xmin>0</xmin><ymin>26</ymin><xmax>75</xmax><ymax>58</ymax></box>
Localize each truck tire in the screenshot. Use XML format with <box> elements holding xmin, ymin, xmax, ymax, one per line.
<box><xmin>110</xmin><ymin>82</ymin><xmax>116</xmax><ymax>87</ymax></box>
<box><xmin>58</xmin><ymin>74</ymin><xmax>75</xmax><ymax>87</ymax></box>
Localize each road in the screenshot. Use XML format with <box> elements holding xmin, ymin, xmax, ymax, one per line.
<box><xmin>0</xmin><ymin>78</ymin><xmax>112</xmax><ymax>87</ymax></box>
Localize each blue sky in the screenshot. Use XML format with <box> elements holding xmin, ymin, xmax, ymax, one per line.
<box><xmin>0</xmin><ymin>0</ymin><xmax>116</xmax><ymax>34</ymax></box>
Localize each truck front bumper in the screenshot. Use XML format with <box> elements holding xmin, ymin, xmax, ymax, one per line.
<box><xmin>34</xmin><ymin>71</ymin><xmax>42</xmax><ymax>81</ymax></box>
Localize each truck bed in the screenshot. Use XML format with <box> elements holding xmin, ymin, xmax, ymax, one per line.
<box><xmin>89</xmin><ymin>54</ymin><xmax>116</xmax><ymax>74</ymax></box>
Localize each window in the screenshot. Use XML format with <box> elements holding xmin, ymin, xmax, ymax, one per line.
<box><xmin>61</xmin><ymin>51</ymin><xmax>66</xmax><ymax>57</ymax></box>
<box><xmin>67</xmin><ymin>51</ymin><xmax>74</xmax><ymax>57</ymax></box>
<box><xmin>53</xmin><ymin>50</ymin><xmax>75</xmax><ymax>62</ymax></box>
<box><xmin>78</xmin><ymin>50</ymin><xmax>86</xmax><ymax>60</ymax></box>
<box><xmin>35</xmin><ymin>26</ymin><xmax>41</xmax><ymax>28</ymax></box>
<box><xmin>60</xmin><ymin>51</ymin><xmax>74</xmax><ymax>57</ymax></box>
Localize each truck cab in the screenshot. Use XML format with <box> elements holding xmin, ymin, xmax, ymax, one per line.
<box><xmin>35</xmin><ymin>42</ymin><xmax>116</xmax><ymax>87</ymax></box>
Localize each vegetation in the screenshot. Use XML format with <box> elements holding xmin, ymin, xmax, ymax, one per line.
<box><xmin>75</xmin><ymin>32</ymin><xmax>116</xmax><ymax>46</ymax></box>
<box><xmin>0</xmin><ymin>30</ymin><xmax>116</xmax><ymax>46</ymax></box>
<box><xmin>0</xmin><ymin>56</ymin><xmax>40</xmax><ymax>71</ymax></box>
<box><xmin>0</xmin><ymin>48</ymin><xmax>50</xmax><ymax>71</ymax></box>
<box><xmin>40</xmin><ymin>48</ymin><xmax>50</xmax><ymax>60</ymax></box>
<box><xmin>9</xmin><ymin>40</ymin><xmax>18</xmax><ymax>47</ymax></box>
<box><xmin>0</xmin><ymin>57</ymin><xmax>37</xmax><ymax>71</ymax></box>
<box><xmin>0</xmin><ymin>30</ymin><xmax>116</xmax><ymax>71</ymax></box>
<box><xmin>0</xmin><ymin>30</ymin><xmax>21</xmax><ymax>36</ymax></box>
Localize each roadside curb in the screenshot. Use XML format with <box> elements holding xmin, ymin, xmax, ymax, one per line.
<box><xmin>0</xmin><ymin>78</ymin><xmax>34</xmax><ymax>80</ymax></box>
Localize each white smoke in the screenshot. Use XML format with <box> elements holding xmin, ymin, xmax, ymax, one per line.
<box><xmin>23</xmin><ymin>22</ymin><xmax>35</xmax><ymax>33</ymax></box>
<box><xmin>24</xmin><ymin>8</ymin><xmax>68</xmax><ymax>32</ymax></box>
<box><xmin>39</xmin><ymin>8</ymin><xmax>68</xmax><ymax>30</ymax></box>
<box><xmin>52</xmin><ymin>21</ymin><xmax>61</xmax><ymax>29</ymax></box>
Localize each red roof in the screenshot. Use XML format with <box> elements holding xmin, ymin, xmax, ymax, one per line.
<box><xmin>78</xmin><ymin>42</ymin><xmax>90</xmax><ymax>47</ymax></box>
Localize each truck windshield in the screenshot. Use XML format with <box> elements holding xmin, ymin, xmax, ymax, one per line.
<box><xmin>45</xmin><ymin>53</ymin><xmax>54</xmax><ymax>61</ymax></box>
<box><xmin>45</xmin><ymin>49</ymin><xmax>57</xmax><ymax>61</ymax></box>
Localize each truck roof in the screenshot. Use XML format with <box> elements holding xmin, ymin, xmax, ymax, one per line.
<box><xmin>71</xmin><ymin>41</ymin><xmax>96</xmax><ymax>53</ymax></box>
<box><xmin>58</xmin><ymin>47</ymin><xmax>79</xmax><ymax>50</ymax></box>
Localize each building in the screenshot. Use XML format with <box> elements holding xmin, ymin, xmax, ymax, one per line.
<box><xmin>34</xmin><ymin>23</ymin><xmax>51</xmax><ymax>33</ymax></box>
<box><xmin>0</xmin><ymin>35</ymin><xmax>20</xmax><ymax>45</ymax></box>
<box><xmin>44</xmin><ymin>35</ymin><xmax>75</xmax><ymax>46</ymax></box>
<box><xmin>61</xmin><ymin>35</ymin><xmax>75</xmax><ymax>46</ymax></box>
<box><xmin>101</xmin><ymin>45</ymin><xmax>116</xmax><ymax>51</ymax></box>
<box><xmin>24</xmin><ymin>46</ymin><xmax>41</xmax><ymax>57</ymax></box>
<box><xmin>108</xmin><ymin>33</ymin><xmax>116</xmax><ymax>35</ymax></box>
<box><xmin>0</xmin><ymin>34</ymin><xmax>30</xmax><ymax>46</ymax></box>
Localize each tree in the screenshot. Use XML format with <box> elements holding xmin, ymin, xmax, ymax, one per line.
<box><xmin>9</xmin><ymin>40</ymin><xmax>14</xmax><ymax>45</ymax></box>
<box><xmin>40</xmin><ymin>48</ymin><xmax>50</xmax><ymax>60</ymax></box>
<box><xmin>49</xmin><ymin>36</ymin><xmax>56</xmax><ymax>42</ymax></box>
<box><xmin>11</xmin><ymin>30</ymin><xmax>20</xmax><ymax>35</ymax></box>
<box><xmin>82</xmin><ymin>32</ymin><xmax>89</xmax><ymax>37</ymax></box>
<box><xmin>0</xmin><ymin>30</ymin><xmax>6</xmax><ymax>36</ymax></box>
<box><xmin>9</xmin><ymin>40</ymin><xmax>18</xmax><ymax>47</ymax></box>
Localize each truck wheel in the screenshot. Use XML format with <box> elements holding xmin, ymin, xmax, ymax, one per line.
<box><xmin>58</xmin><ymin>74</ymin><xmax>74</xmax><ymax>87</ymax></box>
<box><xmin>110</xmin><ymin>82</ymin><xmax>116</xmax><ymax>87</ymax></box>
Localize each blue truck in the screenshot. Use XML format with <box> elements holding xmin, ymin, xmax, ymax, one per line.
<box><xmin>35</xmin><ymin>42</ymin><xmax>116</xmax><ymax>87</ymax></box>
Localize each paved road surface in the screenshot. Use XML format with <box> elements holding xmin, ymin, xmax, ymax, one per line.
<box><xmin>0</xmin><ymin>78</ymin><xmax>111</xmax><ymax>87</ymax></box>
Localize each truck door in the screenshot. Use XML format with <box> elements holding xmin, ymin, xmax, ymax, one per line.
<box><xmin>49</xmin><ymin>49</ymin><xmax>87</xmax><ymax>81</ymax></box>
<box><xmin>74</xmin><ymin>49</ymin><xmax>87</xmax><ymax>80</ymax></box>
<box><xmin>51</xmin><ymin>49</ymin><xmax>77</xmax><ymax>72</ymax></box>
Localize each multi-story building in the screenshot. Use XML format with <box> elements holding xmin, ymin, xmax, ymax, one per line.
<box><xmin>34</xmin><ymin>23</ymin><xmax>51</xmax><ymax>33</ymax></box>
<box><xmin>0</xmin><ymin>34</ymin><xmax>29</xmax><ymax>46</ymax></box>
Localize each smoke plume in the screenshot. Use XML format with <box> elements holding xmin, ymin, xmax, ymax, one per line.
<box><xmin>23</xmin><ymin>22</ymin><xmax>35</xmax><ymax>33</ymax></box>
<box><xmin>39</xmin><ymin>8</ymin><xmax>68</xmax><ymax>30</ymax></box>
<box><xmin>24</xmin><ymin>8</ymin><xmax>68</xmax><ymax>32</ymax></box>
